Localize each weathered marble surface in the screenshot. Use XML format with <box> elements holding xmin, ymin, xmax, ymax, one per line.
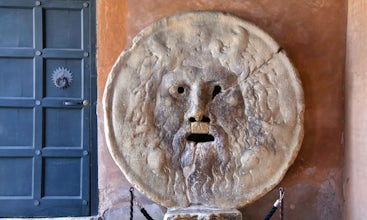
<box><xmin>103</xmin><ymin>11</ymin><xmax>304</xmax><ymax>208</ymax></box>
<box><xmin>164</xmin><ymin>206</ymin><xmax>241</xmax><ymax>220</ymax></box>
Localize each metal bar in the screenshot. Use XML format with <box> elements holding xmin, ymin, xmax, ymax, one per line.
<box><xmin>0</xmin><ymin>48</ymin><xmax>35</xmax><ymax>57</ymax></box>
<box><xmin>0</xmin><ymin>0</ymin><xmax>35</xmax><ymax>8</ymax></box>
<box><xmin>42</xmin><ymin>49</ymin><xmax>84</xmax><ymax>58</ymax></box>
<box><xmin>0</xmin><ymin>149</ymin><xmax>35</xmax><ymax>157</ymax></box>
<box><xmin>41</xmin><ymin>148</ymin><xmax>85</xmax><ymax>157</ymax></box>
<box><xmin>0</xmin><ymin>99</ymin><xmax>35</xmax><ymax>107</ymax></box>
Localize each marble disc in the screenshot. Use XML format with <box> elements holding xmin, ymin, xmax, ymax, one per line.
<box><xmin>103</xmin><ymin>11</ymin><xmax>304</xmax><ymax>208</ymax></box>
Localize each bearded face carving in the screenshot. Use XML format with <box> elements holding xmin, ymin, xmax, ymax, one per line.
<box><xmin>155</xmin><ymin>63</ymin><xmax>242</xmax><ymax>204</ymax></box>
<box><xmin>103</xmin><ymin>11</ymin><xmax>304</xmax><ymax>208</ymax></box>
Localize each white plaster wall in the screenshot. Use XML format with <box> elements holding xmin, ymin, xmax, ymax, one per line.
<box><xmin>345</xmin><ymin>0</ymin><xmax>367</xmax><ymax>219</ymax></box>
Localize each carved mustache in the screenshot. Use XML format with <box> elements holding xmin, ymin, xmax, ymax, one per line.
<box><xmin>171</xmin><ymin>122</ymin><xmax>230</xmax><ymax>168</ymax></box>
<box><xmin>188</xmin><ymin>122</ymin><xmax>214</xmax><ymax>142</ymax></box>
<box><xmin>173</xmin><ymin>122</ymin><xmax>225</xmax><ymax>147</ymax></box>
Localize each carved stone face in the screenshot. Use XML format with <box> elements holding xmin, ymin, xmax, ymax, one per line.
<box><xmin>103</xmin><ymin>11</ymin><xmax>304</xmax><ymax>208</ymax></box>
<box><xmin>155</xmin><ymin>62</ymin><xmax>245</xmax><ymax>204</ymax></box>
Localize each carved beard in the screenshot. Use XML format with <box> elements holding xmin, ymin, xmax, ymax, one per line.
<box><xmin>172</xmin><ymin>123</ymin><xmax>230</xmax><ymax>205</ymax></box>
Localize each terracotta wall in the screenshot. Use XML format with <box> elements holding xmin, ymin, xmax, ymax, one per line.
<box><xmin>344</xmin><ymin>0</ymin><xmax>367</xmax><ymax>219</ymax></box>
<box><xmin>97</xmin><ymin>0</ymin><xmax>346</xmax><ymax>219</ymax></box>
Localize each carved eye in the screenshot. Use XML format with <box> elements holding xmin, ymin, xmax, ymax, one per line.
<box><xmin>169</xmin><ymin>85</ymin><xmax>187</xmax><ymax>97</ymax></box>
<box><xmin>212</xmin><ymin>85</ymin><xmax>222</xmax><ymax>99</ymax></box>
<box><xmin>177</xmin><ymin>86</ymin><xmax>185</xmax><ymax>94</ymax></box>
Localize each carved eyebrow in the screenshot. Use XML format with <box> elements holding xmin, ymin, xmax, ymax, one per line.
<box><xmin>161</xmin><ymin>72</ymin><xmax>183</xmax><ymax>86</ymax></box>
<box><xmin>219</xmin><ymin>84</ymin><xmax>239</xmax><ymax>94</ymax></box>
<box><xmin>210</xmin><ymin>73</ymin><xmax>238</xmax><ymax>91</ymax></box>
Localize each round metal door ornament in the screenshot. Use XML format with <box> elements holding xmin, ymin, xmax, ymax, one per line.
<box><xmin>52</xmin><ymin>67</ymin><xmax>73</xmax><ymax>89</ymax></box>
<box><xmin>103</xmin><ymin>11</ymin><xmax>304</xmax><ymax>208</ymax></box>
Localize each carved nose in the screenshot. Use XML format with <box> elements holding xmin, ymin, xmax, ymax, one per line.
<box><xmin>187</xmin><ymin>99</ymin><xmax>210</xmax><ymax>123</ymax></box>
<box><xmin>186</xmin><ymin>84</ymin><xmax>210</xmax><ymax>123</ymax></box>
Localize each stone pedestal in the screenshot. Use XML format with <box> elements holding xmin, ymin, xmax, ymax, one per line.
<box><xmin>164</xmin><ymin>206</ymin><xmax>242</xmax><ymax>220</ymax></box>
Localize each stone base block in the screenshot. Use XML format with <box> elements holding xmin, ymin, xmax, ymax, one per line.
<box><xmin>164</xmin><ymin>206</ymin><xmax>242</xmax><ymax>220</ymax></box>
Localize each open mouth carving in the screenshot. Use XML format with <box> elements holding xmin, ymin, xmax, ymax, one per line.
<box><xmin>187</xmin><ymin>133</ymin><xmax>215</xmax><ymax>143</ymax></box>
<box><xmin>187</xmin><ymin>121</ymin><xmax>215</xmax><ymax>142</ymax></box>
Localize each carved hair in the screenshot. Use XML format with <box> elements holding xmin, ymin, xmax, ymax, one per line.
<box><xmin>123</xmin><ymin>26</ymin><xmax>276</xmax><ymax>204</ymax></box>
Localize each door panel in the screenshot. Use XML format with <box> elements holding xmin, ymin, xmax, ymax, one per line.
<box><xmin>0</xmin><ymin>7</ymin><xmax>33</xmax><ymax>47</ymax></box>
<box><xmin>0</xmin><ymin>158</ymin><xmax>33</xmax><ymax>196</ymax></box>
<box><xmin>0</xmin><ymin>58</ymin><xmax>34</xmax><ymax>97</ymax></box>
<box><xmin>43</xmin><ymin>158</ymin><xmax>81</xmax><ymax>197</ymax></box>
<box><xmin>0</xmin><ymin>0</ymin><xmax>96</xmax><ymax>217</ymax></box>
<box><xmin>44</xmin><ymin>9</ymin><xmax>82</xmax><ymax>49</ymax></box>
<box><xmin>0</xmin><ymin>108</ymin><xmax>34</xmax><ymax>146</ymax></box>
<box><xmin>45</xmin><ymin>58</ymin><xmax>83</xmax><ymax>98</ymax></box>
<box><xmin>44</xmin><ymin>108</ymin><xmax>82</xmax><ymax>147</ymax></box>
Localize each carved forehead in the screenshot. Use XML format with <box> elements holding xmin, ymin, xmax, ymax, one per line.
<box><xmin>161</xmin><ymin>64</ymin><xmax>238</xmax><ymax>89</ymax></box>
<box><xmin>147</xmin><ymin>13</ymin><xmax>249</xmax><ymax>49</ymax></box>
<box><xmin>128</xmin><ymin>11</ymin><xmax>280</xmax><ymax>82</ymax></box>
